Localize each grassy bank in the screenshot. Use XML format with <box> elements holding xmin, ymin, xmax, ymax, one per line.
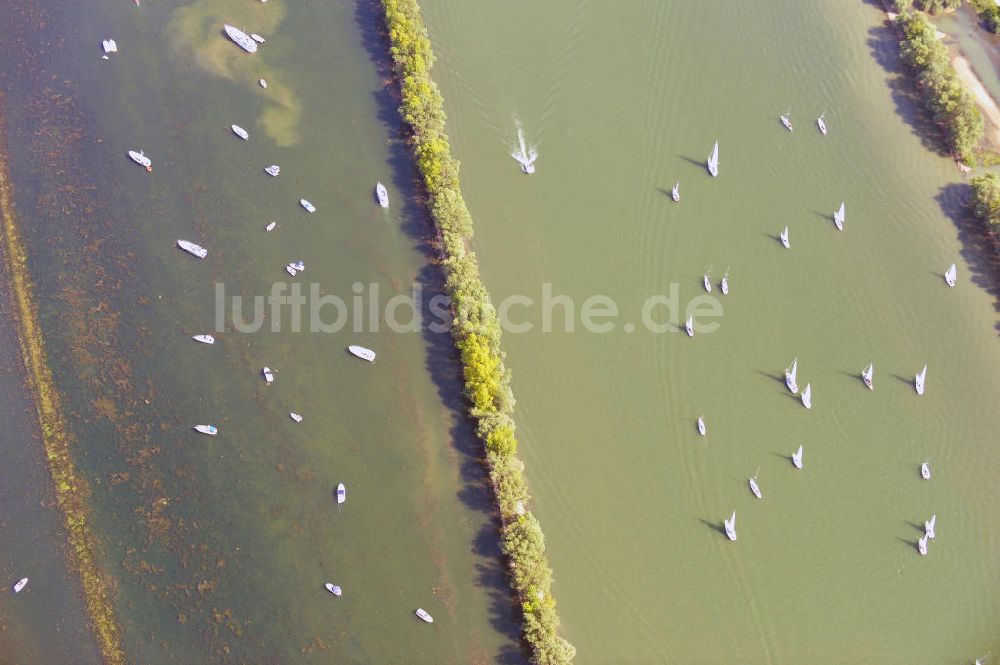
<box><xmin>378</xmin><ymin>1</ymin><xmax>575</xmax><ymax>662</ymax></box>
<box><xmin>0</xmin><ymin>95</ymin><xmax>124</xmax><ymax>664</ymax></box>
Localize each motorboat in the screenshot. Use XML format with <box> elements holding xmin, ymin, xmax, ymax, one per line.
<box><xmin>415</xmin><ymin>608</ymin><xmax>434</xmax><ymax>623</ymax></box>
<box><xmin>192</xmin><ymin>334</ymin><xmax>215</xmax><ymax>344</ymax></box>
<box><xmin>920</xmin><ymin>460</ymin><xmax>931</xmax><ymax>480</ymax></box>
<box><xmin>780</xmin><ymin>225</ymin><xmax>790</xmax><ymax>249</ymax></box>
<box><xmin>801</xmin><ymin>383</ymin><xmax>812</xmax><ymax>410</ymax></box>
<box><xmin>749</xmin><ymin>470</ymin><xmax>762</xmax><ymax>499</ymax></box>
<box><xmin>128</xmin><ymin>150</ymin><xmax>152</xmax><ymax>172</ymax></box>
<box><xmin>785</xmin><ymin>357</ymin><xmax>799</xmax><ymax>394</ymax></box>
<box><xmin>671</xmin><ymin>181</ymin><xmax>680</xmax><ymax>202</ymax></box>
<box><xmin>300</xmin><ymin>199</ymin><xmax>316</xmax><ymax>213</ymax></box>
<box><xmin>917</xmin><ymin>533</ymin><xmax>928</xmax><ymax>556</ymax></box>
<box><xmin>697</xmin><ymin>416</ymin><xmax>706</xmax><ymax>437</ymax></box>
<box><xmin>224</xmin><ymin>24</ymin><xmax>258</xmax><ymax>53</ymax></box>
<box><xmin>780</xmin><ymin>110</ymin><xmax>793</xmax><ymax>131</ymax></box>
<box><xmin>862</xmin><ymin>362</ymin><xmax>873</xmax><ymax>391</ymax></box>
<box><xmin>285</xmin><ymin>260</ymin><xmax>305</xmax><ymax>276</ymax></box>
<box><xmin>707</xmin><ymin>141</ymin><xmax>719</xmax><ymax>177</ymax></box>
<box><xmin>376</xmin><ymin>181</ymin><xmax>389</xmax><ymax>208</ymax></box>
<box><xmin>925</xmin><ymin>514</ymin><xmax>936</xmax><ymax>539</ymax></box>
<box><xmin>265</xmin><ymin>165</ymin><xmax>280</xmax><ymax>177</ymax></box>
<box><xmin>724</xmin><ymin>510</ymin><xmax>737</xmax><ymax>541</ymax></box>
<box><xmin>792</xmin><ymin>445</ymin><xmax>803</xmax><ymax>469</ymax></box>
<box><xmin>259</xmin><ymin>79</ymin><xmax>267</xmax><ymax>89</ymax></box>
<box><xmin>285</xmin><ymin>265</ymin><xmax>297</xmax><ymax>277</ymax></box>
<box><xmin>915</xmin><ymin>365</ymin><xmax>927</xmax><ymax>396</ymax></box>
<box><xmin>290</xmin><ymin>413</ymin><xmax>303</xmax><ymax>423</ymax></box>
<box><xmin>348</xmin><ymin>345</ymin><xmax>376</xmax><ymax>362</ymax></box>
<box><xmin>324</xmin><ymin>583</ymin><xmax>342</xmax><ymax>597</ymax></box>
<box><xmin>13</xmin><ymin>578</ymin><xmax>28</xmax><ymax>593</ymax></box>
<box><xmin>177</xmin><ymin>240</ymin><xmax>208</xmax><ymax>259</ymax></box>
<box><xmin>684</xmin><ymin>316</ymin><xmax>694</xmax><ymax>337</ymax></box>
<box><xmin>336</xmin><ymin>483</ymin><xmax>346</xmax><ymax>506</ymax></box>
<box><xmin>231</xmin><ymin>124</ymin><xmax>249</xmax><ymax>140</ymax></box>
<box><xmin>834</xmin><ymin>202</ymin><xmax>845</xmax><ymax>231</ymax></box>
<box><xmin>265</xmin><ymin>221</ymin><xmax>277</xmax><ymax>231</ymax></box>
<box><xmin>817</xmin><ymin>112</ymin><xmax>827</xmax><ymax>135</ymax></box>
<box><xmin>944</xmin><ymin>263</ymin><xmax>957</xmax><ymax>287</ymax></box>
<box><xmin>193</xmin><ymin>425</ymin><xmax>218</xmax><ymax>436</ymax></box>
<box><xmin>262</xmin><ymin>367</ymin><xmax>274</xmax><ymax>383</ymax></box>
<box><xmin>251</xmin><ymin>33</ymin><xmax>266</xmax><ymax>43</ymax></box>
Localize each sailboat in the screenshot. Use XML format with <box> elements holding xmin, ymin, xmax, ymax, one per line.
<box><xmin>724</xmin><ymin>510</ymin><xmax>737</xmax><ymax>541</ymax></box>
<box><xmin>324</xmin><ymin>583</ymin><xmax>343</xmax><ymax>597</ymax></box>
<box><xmin>801</xmin><ymin>383</ymin><xmax>812</xmax><ymax>410</ymax></box>
<box><xmin>944</xmin><ymin>263</ymin><xmax>957</xmax><ymax>287</ymax></box>
<box><xmin>862</xmin><ymin>362</ymin><xmax>874</xmax><ymax>390</ymax></box>
<box><xmin>684</xmin><ymin>316</ymin><xmax>694</xmax><ymax>337</ymax></box>
<box><xmin>780</xmin><ymin>109</ymin><xmax>794</xmax><ymax>131</ymax></box>
<box><xmin>785</xmin><ymin>357</ymin><xmax>799</xmax><ymax>394</ymax></box>
<box><xmin>749</xmin><ymin>469</ymin><xmax>762</xmax><ymax>499</ymax></box>
<box><xmin>925</xmin><ymin>514</ymin><xmax>936</xmax><ymax>539</ymax></box>
<box><xmin>817</xmin><ymin>111</ymin><xmax>827</xmax><ymax>135</ymax></box>
<box><xmin>834</xmin><ymin>202</ymin><xmax>845</xmax><ymax>231</ymax></box>
<box><xmin>375</xmin><ymin>181</ymin><xmax>389</xmax><ymax>208</ymax></box>
<box><xmin>697</xmin><ymin>416</ymin><xmax>706</xmax><ymax>437</ymax></box>
<box><xmin>915</xmin><ymin>365</ymin><xmax>927</xmax><ymax>396</ymax></box>
<box><xmin>792</xmin><ymin>445</ymin><xmax>803</xmax><ymax>469</ymax></box>
<box><xmin>703</xmin><ymin>270</ymin><xmax>712</xmax><ymax>293</ymax></box>
<box><xmin>336</xmin><ymin>483</ymin><xmax>346</xmax><ymax>507</ymax></box>
<box><xmin>780</xmin><ymin>226</ymin><xmax>790</xmax><ymax>249</ymax></box>
<box><xmin>707</xmin><ymin>141</ymin><xmax>719</xmax><ymax>177</ymax></box>
<box><xmin>671</xmin><ymin>181</ymin><xmax>680</xmax><ymax>202</ymax></box>
<box><xmin>720</xmin><ymin>269</ymin><xmax>730</xmax><ymax>295</ymax></box>
<box><xmin>917</xmin><ymin>533</ymin><xmax>928</xmax><ymax>556</ymax></box>
<box><xmin>921</xmin><ymin>460</ymin><xmax>931</xmax><ymax>480</ymax></box>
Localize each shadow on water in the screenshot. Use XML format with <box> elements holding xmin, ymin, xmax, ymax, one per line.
<box><xmin>771</xmin><ymin>450</ymin><xmax>796</xmax><ymax>465</ymax></box>
<box><xmin>353</xmin><ymin>2</ymin><xmax>527</xmax><ymax>661</ymax></box>
<box><xmin>679</xmin><ymin>154</ymin><xmax>708</xmax><ymax>170</ymax></box>
<box><xmin>935</xmin><ymin>183</ymin><xmax>1000</xmax><ymax>335</ymax></box>
<box><xmin>891</xmin><ymin>373</ymin><xmax>914</xmax><ymax>387</ymax></box>
<box><xmin>698</xmin><ymin>517</ymin><xmax>727</xmax><ymax>537</ymax></box>
<box><xmin>905</xmin><ymin>520</ymin><xmax>926</xmax><ymax>533</ymax></box>
<box><xmin>754</xmin><ymin>368</ymin><xmax>787</xmax><ymax>388</ymax></box>
<box><xmin>896</xmin><ymin>536</ymin><xmax>918</xmax><ymax>551</ymax></box>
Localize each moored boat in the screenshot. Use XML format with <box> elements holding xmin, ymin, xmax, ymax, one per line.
<box><xmin>415</xmin><ymin>608</ymin><xmax>434</xmax><ymax>623</ymax></box>
<box><xmin>13</xmin><ymin>578</ymin><xmax>28</xmax><ymax>593</ymax></box>
<box><xmin>336</xmin><ymin>483</ymin><xmax>346</xmax><ymax>506</ymax></box>
<box><xmin>128</xmin><ymin>150</ymin><xmax>152</xmax><ymax>172</ymax></box>
<box><xmin>300</xmin><ymin>198</ymin><xmax>316</xmax><ymax>213</ymax></box>
<box><xmin>265</xmin><ymin>221</ymin><xmax>277</xmax><ymax>232</ymax></box>
<box><xmin>290</xmin><ymin>412</ymin><xmax>303</xmax><ymax>423</ymax></box>
<box><xmin>920</xmin><ymin>460</ymin><xmax>931</xmax><ymax>480</ymax></box>
<box><xmin>785</xmin><ymin>357</ymin><xmax>799</xmax><ymax>394</ymax></box>
<box><xmin>251</xmin><ymin>33</ymin><xmax>266</xmax><ymax>43</ymax></box>
<box><xmin>265</xmin><ymin>164</ymin><xmax>280</xmax><ymax>177</ymax></box>
<box><xmin>671</xmin><ymin>181</ymin><xmax>680</xmax><ymax>202</ymax></box>
<box><xmin>348</xmin><ymin>345</ymin><xmax>376</xmax><ymax>362</ymax></box>
<box><xmin>720</xmin><ymin>270</ymin><xmax>730</xmax><ymax>296</ymax></box>
<box><xmin>231</xmin><ymin>124</ymin><xmax>249</xmax><ymax>140</ymax></box>
<box><xmin>944</xmin><ymin>263</ymin><xmax>957</xmax><ymax>287</ymax></box>
<box><xmin>177</xmin><ymin>240</ymin><xmax>208</xmax><ymax>259</ymax></box>
<box><xmin>915</xmin><ymin>364</ymin><xmax>927</xmax><ymax>396</ymax></box>
<box><xmin>259</xmin><ymin>79</ymin><xmax>267</xmax><ymax>89</ymax></box>
<box><xmin>792</xmin><ymin>445</ymin><xmax>803</xmax><ymax>469</ymax></box>
<box><xmin>724</xmin><ymin>510</ymin><xmax>737</xmax><ymax>541</ymax></box>
<box><xmin>707</xmin><ymin>141</ymin><xmax>719</xmax><ymax>177</ymax></box>
<box><xmin>376</xmin><ymin>181</ymin><xmax>389</xmax><ymax>208</ymax></box>
<box><xmin>697</xmin><ymin>416</ymin><xmax>706</xmax><ymax>437</ymax></box>
<box><xmin>862</xmin><ymin>362</ymin><xmax>873</xmax><ymax>390</ymax></box>
<box><xmin>749</xmin><ymin>470</ymin><xmax>762</xmax><ymax>499</ymax></box>
<box><xmin>817</xmin><ymin>111</ymin><xmax>827</xmax><ymax>135</ymax></box>
<box><xmin>224</xmin><ymin>24</ymin><xmax>258</xmax><ymax>53</ymax></box>
<box><xmin>324</xmin><ymin>583</ymin><xmax>342</xmax><ymax>597</ymax></box>
<box><xmin>780</xmin><ymin>110</ymin><xmax>793</xmax><ymax>131</ymax></box>
<box><xmin>192</xmin><ymin>334</ymin><xmax>215</xmax><ymax>345</ymax></box>
<box><xmin>780</xmin><ymin>225</ymin><xmax>790</xmax><ymax>249</ymax></box>
<box><xmin>801</xmin><ymin>383</ymin><xmax>812</xmax><ymax>410</ymax></box>
<box><xmin>703</xmin><ymin>271</ymin><xmax>712</xmax><ymax>293</ymax></box>
<box><xmin>262</xmin><ymin>367</ymin><xmax>274</xmax><ymax>383</ymax></box>
<box><xmin>102</xmin><ymin>39</ymin><xmax>118</xmax><ymax>55</ymax></box>
<box><xmin>194</xmin><ymin>425</ymin><xmax>218</xmax><ymax>436</ymax></box>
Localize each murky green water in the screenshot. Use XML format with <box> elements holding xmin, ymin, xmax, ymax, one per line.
<box><xmin>421</xmin><ymin>0</ymin><xmax>1000</xmax><ymax>663</ymax></box>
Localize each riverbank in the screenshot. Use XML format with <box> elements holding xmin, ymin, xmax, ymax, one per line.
<box><xmin>0</xmin><ymin>95</ymin><xmax>123</xmax><ymax>665</ymax></box>
<box><xmin>377</xmin><ymin>1</ymin><xmax>575</xmax><ymax>662</ymax></box>
<box><xmin>951</xmin><ymin>54</ymin><xmax>1000</xmax><ymax>146</ymax></box>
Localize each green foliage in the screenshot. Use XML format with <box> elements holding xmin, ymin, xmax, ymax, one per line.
<box><xmin>971</xmin><ymin>172</ymin><xmax>1000</xmax><ymax>231</ymax></box>
<box><xmin>914</xmin><ymin>0</ymin><xmax>962</xmax><ymax>14</ymax></box>
<box><xmin>892</xmin><ymin>0</ymin><xmax>913</xmax><ymax>11</ymax></box>
<box><xmin>380</xmin><ymin>1</ymin><xmax>574</xmax><ymax>661</ymax></box>
<box><xmin>969</xmin><ymin>0</ymin><xmax>1000</xmax><ymax>32</ymax></box>
<box><xmin>897</xmin><ymin>11</ymin><xmax>984</xmax><ymax>165</ymax></box>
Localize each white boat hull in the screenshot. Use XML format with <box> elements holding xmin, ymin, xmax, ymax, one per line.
<box><xmin>13</xmin><ymin>578</ymin><xmax>28</xmax><ymax>593</ymax></box>
<box><xmin>348</xmin><ymin>345</ymin><xmax>376</xmax><ymax>362</ymax></box>
<box><xmin>177</xmin><ymin>240</ymin><xmax>208</xmax><ymax>259</ymax></box>
<box><xmin>301</xmin><ymin>199</ymin><xmax>316</xmax><ymax>213</ymax></box>
<box><xmin>415</xmin><ymin>608</ymin><xmax>434</xmax><ymax>623</ymax></box>
<box><xmin>192</xmin><ymin>335</ymin><xmax>215</xmax><ymax>344</ymax></box>
<box><xmin>376</xmin><ymin>182</ymin><xmax>389</xmax><ymax>208</ymax></box>
<box><xmin>224</xmin><ymin>24</ymin><xmax>258</xmax><ymax>53</ymax></box>
<box><xmin>194</xmin><ymin>425</ymin><xmax>218</xmax><ymax>436</ymax></box>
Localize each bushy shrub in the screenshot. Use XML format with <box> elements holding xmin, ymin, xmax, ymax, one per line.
<box><xmin>971</xmin><ymin>172</ymin><xmax>1000</xmax><ymax>232</ymax></box>
<box><xmin>914</xmin><ymin>0</ymin><xmax>961</xmax><ymax>14</ymax></box>
<box><xmin>969</xmin><ymin>0</ymin><xmax>1000</xmax><ymax>32</ymax></box>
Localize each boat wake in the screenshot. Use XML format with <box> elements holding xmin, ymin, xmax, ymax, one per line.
<box><xmin>510</xmin><ymin>118</ymin><xmax>538</xmax><ymax>174</ymax></box>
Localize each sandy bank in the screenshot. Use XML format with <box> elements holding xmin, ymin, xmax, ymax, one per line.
<box><xmin>952</xmin><ymin>54</ymin><xmax>1000</xmax><ymax>147</ymax></box>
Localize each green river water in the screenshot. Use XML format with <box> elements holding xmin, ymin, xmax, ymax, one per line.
<box><xmin>0</xmin><ymin>0</ymin><xmax>998</xmax><ymax>663</ymax></box>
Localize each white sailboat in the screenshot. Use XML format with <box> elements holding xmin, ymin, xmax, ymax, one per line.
<box><xmin>780</xmin><ymin>225</ymin><xmax>790</xmax><ymax>249</ymax></box>
<box><xmin>707</xmin><ymin>141</ymin><xmax>719</xmax><ymax>177</ymax></box>
<box><xmin>13</xmin><ymin>578</ymin><xmax>28</xmax><ymax>593</ymax></box>
<box><xmin>671</xmin><ymin>181</ymin><xmax>680</xmax><ymax>202</ymax></box>
<box><xmin>917</xmin><ymin>533</ymin><xmax>928</xmax><ymax>556</ymax></box>
<box><xmin>921</xmin><ymin>460</ymin><xmax>931</xmax><ymax>480</ymax></box>
<box><xmin>780</xmin><ymin>109</ymin><xmax>794</xmax><ymax>131</ymax></box>
<box><xmin>348</xmin><ymin>345</ymin><xmax>376</xmax><ymax>362</ymax></box>
<box><xmin>684</xmin><ymin>316</ymin><xmax>694</xmax><ymax>337</ymax></box>
<box><xmin>785</xmin><ymin>357</ymin><xmax>799</xmax><ymax>394</ymax></box>
<box><xmin>177</xmin><ymin>240</ymin><xmax>208</xmax><ymax>259</ymax></box>
<box><xmin>862</xmin><ymin>362</ymin><xmax>874</xmax><ymax>391</ymax></box>
<box><xmin>703</xmin><ymin>271</ymin><xmax>712</xmax><ymax>293</ymax></box>
<box><xmin>944</xmin><ymin>263</ymin><xmax>957</xmax><ymax>287</ymax></box>
<box><xmin>749</xmin><ymin>469</ymin><xmax>762</xmax><ymax>499</ymax></box>
<box><xmin>925</xmin><ymin>514</ymin><xmax>936</xmax><ymax>539</ymax></box>
<box><xmin>262</xmin><ymin>367</ymin><xmax>274</xmax><ymax>383</ymax></box>
<box><xmin>801</xmin><ymin>383</ymin><xmax>812</xmax><ymax>410</ymax></box>
<box><xmin>375</xmin><ymin>181</ymin><xmax>389</xmax><ymax>208</ymax></box>
<box><xmin>193</xmin><ymin>425</ymin><xmax>218</xmax><ymax>436</ymax></box>
<box><xmin>792</xmin><ymin>445</ymin><xmax>803</xmax><ymax>469</ymax></box>
<box><xmin>290</xmin><ymin>412</ymin><xmax>303</xmax><ymax>423</ymax></box>
<box><xmin>300</xmin><ymin>198</ymin><xmax>316</xmax><ymax>213</ymax></box>
<box><xmin>833</xmin><ymin>202</ymin><xmax>845</xmax><ymax>231</ymax></box>
<box><xmin>415</xmin><ymin>608</ymin><xmax>434</xmax><ymax>623</ymax></box>
<box><xmin>817</xmin><ymin>111</ymin><xmax>827</xmax><ymax>135</ymax></box>
<box><xmin>720</xmin><ymin>269</ymin><xmax>730</xmax><ymax>296</ymax></box>
<box><xmin>224</xmin><ymin>24</ymin><xmax>258</xmax><ymax>53</ymax></box>
<box><xmin>192</xmin><ymin>334</ymin><xmax>215</xmax><ymax>345</ymax></box>
<box><xmin>128</xmin><ymin>150</ymin><xmax>152</xmax><ymax>172</ymax></box>
<box><xmin>231</xmin><ymin>124</ymin><xmax>249</xmax><ymax>140</ymax></box>
<box><xmin>697</xmin><ymin>416</ymin><xmax>706</xmax><ymax>437</ymax></box>
<box><xmin>324</xmin><ymin>583</ymin><xmax>342</xmax><ymax>597</ymax></box>
<box><xmin>265</xmin><ymin>164</ymin><xmax>280</xmax><ymax>177</ymax></box>
<box><xmin>915</xmin><ymin>364</ymin><xmax>927</xmax><ymax>396</ymax></box>
<box><xmin>724</xmin><ymin>510</ymin><xmax>737</xmax><ymax>541</ymax></box>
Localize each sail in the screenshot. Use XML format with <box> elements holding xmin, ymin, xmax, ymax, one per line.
<box><xmin>916</xmin><ymin>365</ymin><xmax>927</xmax><ymax>395</ymax></box>
<box><xmin>785</xmin><ymin>357</ymin><xmax>799</xmax><ymax>393</ymax></box>
<box><xmin>792</xmin><ymin>445</ymin><xmax>803</xmax><ymax>468</ymax></box>
<box><xmin>945</xmin><ymin>263</ymin><xmax>957</xmax><ymax>286</ymax></box>
<box><xmin>708</xmin><ymin>141</ymin><xmax>719</xmax><ymax>176</ymax></box>
<box><xmin>801</xmin><ymin>383</ymin><xmax>812</xmax><ymax>409</ymax></box>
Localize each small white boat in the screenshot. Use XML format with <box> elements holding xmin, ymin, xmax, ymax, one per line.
<box><xmin>720</xmin><ymin>270</ymin><xmax>730</xmax><ymax>296</ymax></box>
<box><xmin>785</xmin><ymin>357</ymin><xmax>799</xmax><ymax>394</ymax></box>
<box><xmin>265</xmin><ymin>221</ymin><xmax>277</xmax><ymax>232</ymax></box>
<box><xmin>749</xmin><ymin>470</ymin><xmax>762</xmax><ymax>499</ymax></box>
<box><xmin>194</xmin><ymin>425</ymin><xmax>218</xmax><ymax>436</ymax></box>
<box><xmin>102</xmin><ymin>39</ymin><xmax>118</xmax><ymax>55</ymax></box>
<box><xmin>817</xmin><ymin>112</ymin><xmax>827</xmax><ymax>135</ymax></box>
<box><xmin>300</xmin><ymin>199</ymin><xmax>316</xmax><ymax>213</ymax></box>
<box><xmin>324</xmin><ymin>583</ymin><xmax>342</xmax><ymax>597</ymax></box>
<box><xmin>224</xmin><ymin>24</ymin><xmax>258</xmax><ymax>54</ymax></box>
<box><xmin>703</xmin><ymin>271</ymin><xmax>712</xmax><ymax>293</ymax></box>
<box><xmin>707</xmin><ymin>141</ymin><xmax>719</xmax><ymax>177</ymax></box>
<box><xmin>265</xmin><ymin>165</ymin><xmax>281</xmax><ymax>177</ymax></box>
<box><xmin>944</xmin><ymin>263</ymin><xmax>957</xmax><ymax>288</ymax></box>
<box><xmin>697</xmin><ymin>416</ymin><xmax>706</xmax><ymax>437</ymax></box>
<box><xmin>862</xmin><ymin>362</ymin><xmax>873</xmax><ymax>391</ymax></box>
<box><xmin>376</xmin><ymin>181</ymin><xmax>389</xmax><ymax>208</ymax></box>
<box><xmin>915</xmin><ymin>364</ymin><xmax>927</xmax><ymax>396</ymax></box>
<box><xmin>231</xmin><ymin>124</ymin><xmax>249</xmax><ymax>140</ymax></box>
<box><xmin>925</xmin><ymin>514</ymin><xmax>936</xmax><ymax>539</ymax></box>
<box><xmin>921</xmin><ymin>460</ymin><xmax>931</xmax><ymax>480</ymax></box>
<box><xmin>285</xmin><ymin>265</ymin><xmax>298</xmax><ymax>277</ymax></box>
<box><xmin>177</xmin><ymin>240</ymin><xmax>208</xmax><ymax>259</ymax></box>
<box><xmin>192</xmin><ymin>334</ymin><xmax>215</xmax><ymax>345</ymax></box>
<box><xmin>834</xmin><ymin>202</ymin><xmax>845</xmax><ymax>231</ymax></box>
<box><xmin>251</xmin><ymin>33</ymin><xmax>266</xmax><ymax>44</ymax></box>
<box><xmin>780</xmin><ymin>226</ymin><xmax>790</xmax><ymax>249</ymax></box>
<box><xmin>801</xmin><ymin>383</ymin><xmax>812</xmax><ymax>410</ymax></box>
<box><xmin>348</xmin><ymin>345</ymin><xmax>376</xmax><ymax>362</ymax></box>
<box><xmin>262</xmin><ymin>367</ymin><xmax>274</xmax><ymax>383</ymax></box>
<box><xmin>289</xmin><ymin>412</ymin><xmax>303</xmax><ymax>423</ymax></box>
<box><xmin>415</xmin><ymin>608</ymin><xmax>434</xmax><ymax>623</ymax></box>
<box><xmin>128</xmin><ymin>150</ymin><xmax>152</xmax><ymax>172</ymax></box>
<box><xmin>259</xmin><ymin>79</ymin><xmax>268</xmax><ymax>89</ymax></box>
<box><xmin>724</xmin><ymin>510</ymin><xmax>737</xmax><ymax>541</ymax></box>
<box><xmin>671</xmin><ymin>181</ymin><xmax>680</xmax><ymax>202</ymax></box>
<box><xmin>336</xmin><ymin>483</ymin><xmax>346</xmax><ymax>506</ymax></box>
<box><xmin>13</xmin><ymin>578</ymin><xmax>28</xmax><ymax>593</ymax></box>
<box><xmin>290</xmin><ymin>260</ymin><xmax>305</xmax><ymax>272</ymax></box>
<box><xmin>917</xmin><ymin>533</ymin><xmax>928</xmax><ymax>556</ymax></box>
<box><xmin>792</xmin><ymin>445</ymin><xmax>803</xmax><ymax>469</ymax></box>
<box><xmin>684</xmin><ymin>316</ymin><xmax>694</xmax><ymax>338</ymax></box>
<box><xmin>780</xmin><ymin>110</ymin><xmax>794</xmax><ymax>131</ymax></box>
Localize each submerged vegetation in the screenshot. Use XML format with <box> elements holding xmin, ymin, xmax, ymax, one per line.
<box><xmin>0</xmin><ymin>103</ymin><xmax>124</xmax><ymax>664</ymax></box>
<box><xmin>894</xmin><ymin>10</ymin><xmax>984</xmax><ymax>165</ymax></box>
<box><xmin>378</xmin><ymin>0</ymin><xmax>575</xmax><ymax>662</ymax></box>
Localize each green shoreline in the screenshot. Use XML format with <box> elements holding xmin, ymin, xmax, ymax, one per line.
<box><xmin>378</xmin><ymin>1</ymin><xmax>576</xmax><ymax>662</ymax></box>
<box><xmin>0</xmin><ymin>92</ymin><xmax>124</xmax><ymax>665</ymax></box>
